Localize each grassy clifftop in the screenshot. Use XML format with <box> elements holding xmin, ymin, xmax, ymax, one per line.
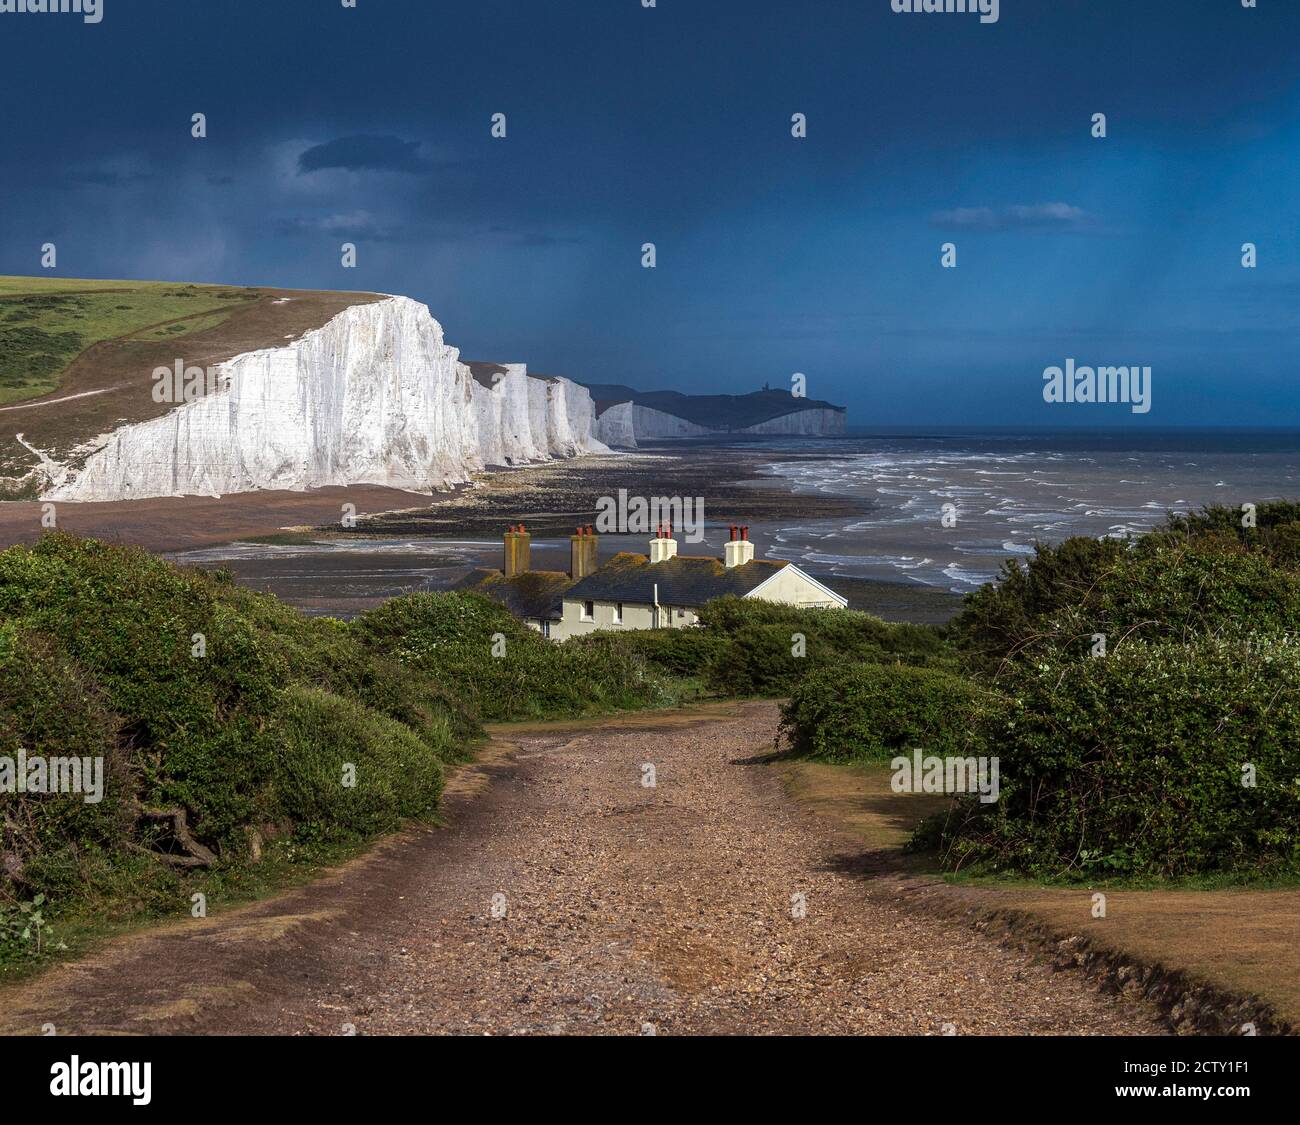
<box><xmin>0</xmin><ymin>277</ymin><xmax>384</xmax><ymax>492</ymax></box>
<box><xmin>0</xmin><ymin>278</ymin><xmax>260</xmax><ymax>405</ymax></box>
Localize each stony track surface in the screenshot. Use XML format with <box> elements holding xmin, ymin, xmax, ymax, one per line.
<box><xmin>0</xmin><ymin>703</ymin><xmax>1163</xmax><ymax>1036</ymax></box>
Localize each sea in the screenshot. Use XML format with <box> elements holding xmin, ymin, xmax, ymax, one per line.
<box><xmin>756</xmin><ymin>429</ymin><xmax>1300</xmax><ymax>592</ymax></box>
<box><xmin>166</xmin><ymin>429</ymin><xmax>1300</xmax><ymax>605</ymax></box>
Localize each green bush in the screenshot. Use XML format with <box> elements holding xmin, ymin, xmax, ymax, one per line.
<box><xmin>572</xmin><ymin>626</ymin><xmax>727</xmax><ymax>681</ymax></box>
<box><xmin>927</xmin><ymin>636</ymin><xmax>1300</xmax><ymax>879</ymax></box>
<box><xmin>0</xmin><ymin>625</ymin><xmax>132</xmax><ymax>901</ymax></box>
<box><xmin>0</xmin><ymin>534</ymin><xmax>469</xmax><ymax>944</ymax></box>
<box><xmin>697</xmin><ymin>596</ymin><xmax>954</xmax><ymax>697</ymax></box>
<box><xmin>953</xmin><ymin>532</ymin><xmax>1300</xmax><ymax>667</ymax></box>
<box><xmin>1160</xmin><ymin>500</ymin><xmax>1300</xmax><ymax>566</ymax></box>
<box><xmin>351</xmin><ymin>591</ymin><xmax>676</xmax><ymax>721</ymax></box>
<box><xmin>350</xmin><ymin>589</ymin><xmax>532</xmax><ymax>660</ymax></box>
<box><xmin>780</xmin><ymin>663</ymin><xmax>997</xmax><ymax>762</ymax></box>
<box><xmin>272</xmin><ymin>686</ymin><xmax>443</xmax><ymax>841</ymax></box>
<box><xmin>950</xmin><ymin>536</ymin><xmax>1130</xmax><ymax>667</ymax></box>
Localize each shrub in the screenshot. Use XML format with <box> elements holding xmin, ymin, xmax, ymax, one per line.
<box><xmin>780</xmin><ymin>663</ymin><xmax>997</xmax><ymax>762</ymax></box>
<box><xmin>0</xmin><ymin>626</ymin><xmax>132</xmax><ymax>900</ymax></box>
<box><xmin>0</xmin><ymin>534</ymin><xmax>471</xmax><ymax>939</ymax></box>
<box><xmin>272</xmin><ymin>686</ymin><xmax>443</xmax><ymax>841</ymax></box>
<box><xmin>950</xmin><ymin>536</ymin><xmax>1129</xmax><ymax>667</ymax></box>
<box><xmin>1160</xmin><ymin>500</ymin><xmax>1300</xmax><ymax>566</ymax></box>
<box><xmin>351</xmin><ymin>591</ymin><xmax>676</xmax><ymax>721</ymax></box>
<box><xmin>927</xmin><ymin>636</ymin><xmax>1300</xmax><ymax>879</ymax></box>
<box><xmin>697</xmin><ymin>596</ymin><xmax>954</xmax><ymax>697</ymax></box>
<box><xmin>573</xmin><ymin>626</ymin><xmax>726</xmax><ymax>681</ymax></box>
<box><xmin>953</xmin><ymin>532</ymin><xmax>1300</xmax><ymax>668</ymax></box>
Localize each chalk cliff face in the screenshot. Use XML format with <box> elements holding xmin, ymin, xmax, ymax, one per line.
<box><xmin>740</xmin><ymin>408</ymin><xmax>847</xmax><ymax>436</ymax></box>
<box><xmin>592</xmin><ymin>401</ymin><xmax>637</xmax><ymax>449</ymax></box>
<box><xmin>45</xmin><ymin>297</ymin><xmax>608</xmax><ymax>501</ymax></box>
<box><xmin>626</xmin><ymin>404</ymin><xmax>715</xmax><ymax>440</ymax></box>
<box><xmin>594</xmin><ymin>401</ymin><xmax>845</xmax><ymax>447</ymax></box>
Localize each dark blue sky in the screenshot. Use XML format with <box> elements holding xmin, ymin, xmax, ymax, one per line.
<box><xmin>2</xmin><ymin>0</ymin><xmax>1297</xmax><ymax>426</ymax></box>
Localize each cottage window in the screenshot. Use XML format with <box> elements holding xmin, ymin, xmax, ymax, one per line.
<box><xmin>581</xmin><ymin>600</ymin><xmax>594</xmax><ymax>621</ymax></box>
<box><xmin>613</xmin><ymin>602</ymin><xmax>623</xmax><ymax>624</ymax></box>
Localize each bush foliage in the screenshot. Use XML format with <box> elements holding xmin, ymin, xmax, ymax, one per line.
<box><xmin>928</xmin><ymin>505</ymin><xmax>1300</xmax><ymax>879</ymax></box>
<box><xmin>695</xmin><ymin>596</ymin><xmax>953</xmax><ymax>697</ymax></box>
<box><xmin>927</xmin><ymin>637</ymin><xmax>1300</xmax><ymax>878</ymax></box>
<box><xmin>351</xmin><ymin>592</ymin><xmax>676</xmax><ymax>721</ymax></box>
<box><xmin>0</xmin><ymin>535</ymin><xmax>470</xmax><ymax>950</ymax></box>
<box><xmin>780</xmin><ymin>663</ymin><xmax>996</xmax><ymax>763</ymax></box>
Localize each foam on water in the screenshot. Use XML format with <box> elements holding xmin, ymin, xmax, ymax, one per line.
<box><xmin>755</xmin><ymin>433</ymin><xmax>1300</xmax><ymax>589</ymax></box>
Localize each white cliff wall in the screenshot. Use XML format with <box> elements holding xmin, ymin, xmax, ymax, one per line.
<box><xmin>593</xmin><ymin>401</ymin><xmax>638</xmax><ymax>449</ymax></box>
<box><xmin>628</xmin><ymin>404</ymin><xmax>714</xmax><ymax>439</ymax></box>
<box><xmin>740</xmin><ymin>408</ymin><xmax>846</xmax><ymax>436</ymax></box>
<box><xmin>471</xmin><ymin>364</ymin><xmax>543</xmax><ymax>465</ymax></box>
<box><xmin>607</xmin><ymin>403</ymin><xmax>846</xmax><ymax>442</ymax></box>
<box><xmin>545</xmin><ymin>377</ymin><xmax>596</xmax><ymax>457</ymax></box>
<box><xmin>47</xmin><ymin>296</ymin><xmax>607</xmax><ymax>501</ymax></box>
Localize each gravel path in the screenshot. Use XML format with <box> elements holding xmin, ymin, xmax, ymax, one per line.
<box><xmin>0</xmin><ymin>703</ymin><xmax>1163</xmax><ymax>1036</ymax></box>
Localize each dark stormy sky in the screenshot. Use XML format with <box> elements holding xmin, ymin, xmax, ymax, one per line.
<box><xmin>1</xmin><ymin>0</ymin><xmax>1298</xmax><ymax>426</ymax></box>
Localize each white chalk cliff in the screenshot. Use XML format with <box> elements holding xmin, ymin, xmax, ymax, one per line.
<box><xmin>593</xmin><ymin>402</ymin><xmax>846</xmax><ymax>449</ymax></box>
<box><xmin>740</xmin><ymin>408</ymin><xmax>846</xmax><ymax>436</ymax></box>
<box><xmin>44</xmin><ymin>296</ymin><xmax>608</xmax><ymax>502</ymax></box>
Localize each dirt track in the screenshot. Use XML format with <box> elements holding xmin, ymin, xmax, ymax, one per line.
<box><xmin>0</xmin><ymin>703</ymin><xmax>1163</xmax><ymax>1036</ymax></box>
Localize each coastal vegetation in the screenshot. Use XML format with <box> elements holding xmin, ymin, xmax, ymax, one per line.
<box><xmin>0</xmin><ymin>534</ymin><xmax>689</xmax><ymax>966</ymax></box>
<box><xmin>0</xmin><ymin>534</ymin><xmax>466</xmax><ymax>966</ymax></box>
<box><xmin>778</xmin><ymin>504</ymin><xmax>1300</xmax><ymax>881</ymax></box>
<box><xmin>0</xmin><ymin>278</ymin><xmax>257</xmax><ymax>404</ymax></box>
<box><xmin>5</xmin><ymin>506</ymin><xmax>1297</xmax><ymax>970</ymax></box>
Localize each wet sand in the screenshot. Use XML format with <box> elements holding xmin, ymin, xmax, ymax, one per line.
<box><xmin>0</xmin><ymin>445</ymin><xmax>861</xmax><ymax>553</ymax></box>
<box><xmin>0</xmin><ymin>485</ymin><xmax>432</xmax><ymax>554</ymax></box>
<box><xmin>0</xmin><ymin>444</ymin><xmax>964</xmax><ymax>623</ymax></box>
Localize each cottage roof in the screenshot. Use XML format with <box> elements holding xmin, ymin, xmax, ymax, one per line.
<box><xmin>563</xmin><ymin>552</ymin><xmax>788</xmax><ymax>606</ymax></box>
<box><xmin>455</xmin><ymin>568</ymin><xmax>573</xmax><ymax>620</ymax></box>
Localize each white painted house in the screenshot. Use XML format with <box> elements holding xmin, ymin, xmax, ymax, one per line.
<box><xmin>459</xmin><ymin>524</ymin><xmax>846</xmax><ymax>640</ymax></box>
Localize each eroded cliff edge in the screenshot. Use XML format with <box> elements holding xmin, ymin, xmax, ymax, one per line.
<box><xmin>43</xmin><ymin>296</ymin><xmax>608</xmax><ymax>502</ymax></box>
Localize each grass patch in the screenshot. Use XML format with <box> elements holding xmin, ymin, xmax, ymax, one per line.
<box><xmin>129</xmin><ymin>306</ymin><xmax>251</xmax><ymax>342</ymax></box>
<box><xmin>781</xmin><ymin>754</ymin><xmax>1300</xmax><ymax>1027</ymax></box>
<box><xmin>0</xmin><ymin>278</ymin><xmax>263</xmax><ymax>403</ymax></box>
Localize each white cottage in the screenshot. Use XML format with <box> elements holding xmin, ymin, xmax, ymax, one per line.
<box><xmin>460</xmin><ymin>523</ymin><xmax>846</xmax><ymax>640</ymax></box>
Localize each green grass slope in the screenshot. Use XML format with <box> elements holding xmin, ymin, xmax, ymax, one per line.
<box><xmin>0</xmin><ymin>277</ymin><xmax>385</xmax><ymax>492</ymax></box>
<box><xmin>0</xmin><ymin>278</ymin><xmax>259</xmax><ymax>405</ymax></box>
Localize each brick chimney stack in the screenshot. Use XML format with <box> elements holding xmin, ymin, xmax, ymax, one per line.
<box><xmin>570</xmin><ymin>525</ymin><xmax>599</xmax><ymax>579</ymax></box>
<box><xmin>504</xmin><ymin>523</ymin><xmax>531</xmax><ymax>579</ymax></box>
<box><xmin>724</xmin><ymin>523</ymin><xmax>755</xmax><ymax>568</ymax></box>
